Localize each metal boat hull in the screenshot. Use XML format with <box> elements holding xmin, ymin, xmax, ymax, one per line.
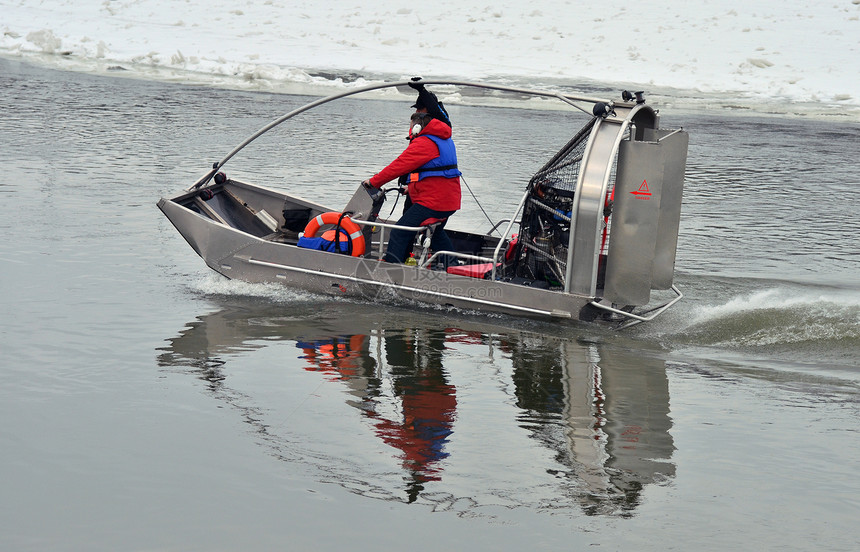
<box><xmin>158</xmin><ymin>189</ymin><xmax>592</xmax><ymax>321</ymax></box>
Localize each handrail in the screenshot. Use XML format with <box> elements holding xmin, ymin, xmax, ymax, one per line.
<box><xmin>587</xmin><ymin>285</ymin><xmax>683</xmax><ymax>328</ymax></box>
<box><xmin>348</xmin><ymin>216</ymin><xmax>447</xmax><ymax>260</ymax></box>
<box><xmin>351</xmin><ymin>217</ymin><xmax>502</xmax><ymax>269</ymax></box>
<box><xmin>658</xmin><ymin>128</ymin><xmax>685</xmax><ymax>142</ymax></box>
<box><xmin>487</xmin><ymin>218</ymin><xmax>516</xmax><ymax>234</ymax></box>
<box><xmin>244</xmin><ymin>257</ymin><xmax>569</xmax><ymax>318</ymax></box>
<box><xmin>190</xmin><ymin>80</ymin><xmax>613</xmax><ymax>190</ymax></box>
<box><xmin>348</xmin><ymin>218</ymin><xmax>433</xmax><ymax>233</ymax></box>
<box><xmin>421</xmin><ymin>251</ymin><xmax>497</xmax><ymax>269</ymax></box>
<box><xmin>490</xmin><ymin>188</ymin><xmax>531</xmax><ymax>281</ymax></box>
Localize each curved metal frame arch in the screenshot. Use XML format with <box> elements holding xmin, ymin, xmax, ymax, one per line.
<box><xmin>189</xmin><ymin>79</ymin><xmax>611</xmax><ymax>190</ymax></box>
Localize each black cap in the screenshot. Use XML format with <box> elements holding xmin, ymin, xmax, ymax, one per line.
<box><xmin>411</xmin><ymin>89</ymin><xmax>440</xmax><ymax>110</ymax></box>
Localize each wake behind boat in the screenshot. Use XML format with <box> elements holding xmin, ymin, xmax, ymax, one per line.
<box><xmin>158</xmin><ymin>80</ymin><xmax>689</xmax><ymax>328</ymax></box>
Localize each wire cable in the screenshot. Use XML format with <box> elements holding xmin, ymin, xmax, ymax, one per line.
<box><xmin>461</xmin><ymin>175</ymin><xmax>500</xmax><ymax>235</ymax></box>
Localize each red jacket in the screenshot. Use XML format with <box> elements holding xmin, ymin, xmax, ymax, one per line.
<box><xmin>368</xmin><ymin>118</ymin><xmax>462</xmax><ymax>212</ymax></box>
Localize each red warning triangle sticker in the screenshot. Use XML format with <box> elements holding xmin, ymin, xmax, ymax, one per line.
<box><xmin>631</xmin><ymin>179</ymin><xmax>652</xmax><ymax>199</ymax></box>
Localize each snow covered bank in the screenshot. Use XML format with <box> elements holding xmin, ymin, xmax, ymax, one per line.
<box><xmin>2</xmin><ymin>0</ymin><xmax>859</xmax><ymax>118</ymax></box>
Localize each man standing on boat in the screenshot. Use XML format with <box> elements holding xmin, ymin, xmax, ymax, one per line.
<box><xmin>399</xmin><ymin>78</ymin><xmax>452</xmax><ymax>211</ymax></box>
<box><xmin>362</xmin><ymin>80</ymin><xmax>461</xmax><ymax>265</ymax></box>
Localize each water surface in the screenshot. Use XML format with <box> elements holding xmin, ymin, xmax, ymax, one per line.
<box><xmin>1</xmin><ymin>58</ymin><xmax>858</xmax><ymax>551</ymax></box>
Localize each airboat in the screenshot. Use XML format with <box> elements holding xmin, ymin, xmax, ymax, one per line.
<box><xmin>157</xmin><ymin>80</ymin><xmax>689</xmax><ymax>328</ymax></box>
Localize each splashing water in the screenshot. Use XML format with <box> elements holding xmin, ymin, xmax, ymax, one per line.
<box><xmin>189</xmin><ymin>272</ymin><xmax>321</xmax><ymax>304</ymax></box>
<box><xmin>667</xmin><ymin>285</ymin><xmax>860</xmax><ymax>369</ymax></box>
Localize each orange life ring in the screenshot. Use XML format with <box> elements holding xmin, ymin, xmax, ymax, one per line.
<box><xmin>303</xmin><ymin>212</ymin><xmax>366</xmax><ymax>257</ymax></box>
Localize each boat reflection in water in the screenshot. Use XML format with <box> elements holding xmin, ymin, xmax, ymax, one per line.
<box><xmin>505</xmin><ymin>334</ymin><xmax>675</xmax><ymax>515</ymax></box>
<box><xmin>298</xmin><ymin>330</ymin><xmax>456</xmax><ymax>503</ymax></box>
<box><xmin>158</xmin><ymin>301</ymin><xmax>674</xmax><ymax>515</ymax></box>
